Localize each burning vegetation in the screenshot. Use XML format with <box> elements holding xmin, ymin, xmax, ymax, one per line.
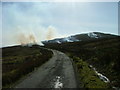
<box><xmin>18</xmin><ymin>33</ymin><xmax>37</xmax><ymax>46</ymax></box>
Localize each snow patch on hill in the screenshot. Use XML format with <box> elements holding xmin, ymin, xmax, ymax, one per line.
<box><xmin>56</xmin><ymin>40</ymin><xmax>61</xmax><ymax>44</ymax></box>
<box><xmin>47</xmin><ymin>36</ymin><xmax>80</xmax><ymax>44</ymax></box>
<box><xmin>62</xmin><ymin>36</ymin><xmax>80</xmax><ymax>43</ymax></box>
<box><xmin>89</xmin><ymin>65</ymin><xmax>110</xmax><ymax>83</ymax></box>
<box><xmin>88</xmin><ymin>32</ymin><xmax>98</xmax><ymax>38</ymax></box>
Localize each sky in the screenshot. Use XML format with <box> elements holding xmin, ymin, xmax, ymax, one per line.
<box><xmin>1</xmin><ymin>2</ymin><xmax>118</xmax><ymax>47</ymax></box>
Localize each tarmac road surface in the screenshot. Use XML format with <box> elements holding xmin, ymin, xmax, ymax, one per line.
<box><xmin>14</xmin><ymin>50</ymin><xmax>78</xmax><ymax>88</ymax></box>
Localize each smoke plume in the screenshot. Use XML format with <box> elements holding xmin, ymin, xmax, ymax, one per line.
<box><xmin>46</xmin><ymin>26</ymin><xmax>57</xmax><ymax>40</ymax></box>
<box><xmin>18</xmin><ymin>33</ymin><xmax>37</xmax><ymax>45</ymax></box>
<box><xmin>2</xmin><ymin>3</ymin><xmax>65</xmax><ymax>47</ymax></box>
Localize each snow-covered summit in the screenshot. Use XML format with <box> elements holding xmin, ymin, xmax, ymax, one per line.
<box><xmin>42</xmin><ymin>32</ymin><xmax>117</xmax><ymax>45</ymax></box>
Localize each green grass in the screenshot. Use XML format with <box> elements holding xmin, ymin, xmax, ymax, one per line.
<box><xmin>70</xmin><ymin>56</ymin><xmax>110</xmax><ymax>88</ymax></box>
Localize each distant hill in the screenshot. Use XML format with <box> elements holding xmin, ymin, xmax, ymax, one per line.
<box><xmin>42</xmin><ymin>32</ymin><xmax>117</xmax><ymax>45</ymax></box>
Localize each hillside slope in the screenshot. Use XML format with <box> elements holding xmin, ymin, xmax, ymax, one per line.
<box><xmin>42</xmin><ymin>32</ymin><xmax>117</xmax><ymax>44</ymax></box>
<box><xmin>43</xmin><ymin>32</ymin><xmax>120</xmax><ymax>88</ymax></box>
<box><xmin>2</xmin><ymin>45</ymin><xmax>53</xmax><ymax>88</ymax></box>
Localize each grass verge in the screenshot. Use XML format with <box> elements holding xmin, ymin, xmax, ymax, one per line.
<box><xmin>68</xmin><ymin>54</ymin><xmax>110</xmax><ymax>88</ymax></box>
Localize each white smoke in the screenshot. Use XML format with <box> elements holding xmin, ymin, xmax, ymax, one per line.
<box><xmin>2</xmin><ymin>3</ymin><xmax>61</xmax><ymax>47</ymax></box>
<box><xmin>46</xmin><ymin>26</ymin><xmax>58</xmax><ymax>40</ymax></box>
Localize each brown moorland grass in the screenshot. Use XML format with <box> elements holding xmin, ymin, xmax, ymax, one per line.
<box><xmin>2</xmin><ymin>45</ymin><xmax>53</xmax><ymax>87</ymax></box>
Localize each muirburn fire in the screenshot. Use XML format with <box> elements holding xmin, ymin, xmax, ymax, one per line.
<box><xmin>18</xmin><ymin>33</ymin><xmax>38</xmax><ymax>47</ymax></box>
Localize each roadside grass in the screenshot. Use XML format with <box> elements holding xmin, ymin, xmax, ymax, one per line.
<box><xmin>2</xmin><ymin>45</ymin><xmax>53</xmax><ymax>88</ymax></box>
<box><xmin>67</xmin><ymin>54</ymin><xmax>110</xmax><ymax>88</ymax></box>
